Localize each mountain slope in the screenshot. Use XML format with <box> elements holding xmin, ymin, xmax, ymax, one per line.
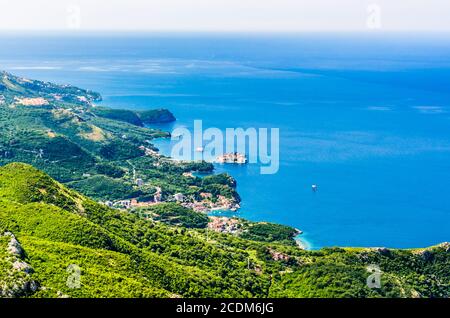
<box><xmin>0</xmin><ymin>163</ymin><xmax>448</xmax><ymax>298</ymax></box>
<box><xmin>0</xmin><ymin>163</ymin><xmax>268</xmax><ymax>298</ymax></box>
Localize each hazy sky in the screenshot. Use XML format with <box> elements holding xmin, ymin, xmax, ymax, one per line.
<box><xmin>0</xmin><ymin>0</ymin><xmax>449</xmax><ymax>32</ymax></box>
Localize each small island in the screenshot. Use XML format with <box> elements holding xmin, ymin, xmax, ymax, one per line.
<box><xmin>216</xmin><ymin>152</ymin><xmax>247</xmax><ymax>164</ymax></box>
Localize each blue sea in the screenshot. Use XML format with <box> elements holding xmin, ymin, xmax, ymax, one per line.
<box><xmin>1</xmin><ymin>32</ymin><xmax>450</xmax><ymax>249</ymax></box>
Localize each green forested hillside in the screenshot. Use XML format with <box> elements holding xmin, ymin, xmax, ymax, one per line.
<box><xmin>0</xmin><ymin>163</ymin><xmax>448</xmax><ymax>298</ymax></box>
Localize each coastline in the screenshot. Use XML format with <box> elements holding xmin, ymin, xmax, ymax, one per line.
<box><xmin>295</xmin><ymin>233</ymin><xmax>311</xmax><ymax>250</ymax></box>
<box><xmin>151</xmin><ymin>135</ymin><xmax>311</xmax><ymax>249</ymax></box>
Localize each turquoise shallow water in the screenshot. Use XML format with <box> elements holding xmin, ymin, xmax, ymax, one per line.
<box><xmin>1</xmin><ymin>33</ymin><xmax>450</xmax><ymax>249</ymax></box>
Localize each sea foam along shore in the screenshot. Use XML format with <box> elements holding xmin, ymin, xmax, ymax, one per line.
<box><xmin>294</xmin><ymin>229</ymin><xmax>312</xmax><ymax>250</ymax></box>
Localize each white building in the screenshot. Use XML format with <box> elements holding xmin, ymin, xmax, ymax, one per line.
<box><xmin>174</xmin><ymin>193</ymin><xmax>185</xmax><ymax>202</ymax></box>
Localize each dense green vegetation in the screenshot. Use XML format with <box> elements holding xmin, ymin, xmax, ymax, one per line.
<box><xmin>91</xmin><ymin>107</ymin><xmax>177</xmax><ymax>127</ymax></box>
<box><xmin>140</xmin><ymin>202</ymin><xmax>209</xmax><ymax>228</ymax></box>
<box><xmin>0</xmin><ymin>163</ymin><xmax>448</xmax><ymax>298</ymax></box>
<box><xmin>240</xmin><ymin>222</ymin><xmax>299</xmax><ymax>246</ymax></box>
<box><xmin>137</xmin><ymin>109</ymin><xmax>176</xmax><ymax>124</ymax></box>
<box><xmin>95</xmin><ymin>163</ymin><xmax>126</xmax><ymax>178</ymax></box>
<box><xmin>68</xmin><ymin>175</ymin><xmax>143</xmax><ymax>200</ymax></box>
<box><xmin>91</xmin><ymin>107</ymin><xmax>144</xmax><ymax>126</ymax></box>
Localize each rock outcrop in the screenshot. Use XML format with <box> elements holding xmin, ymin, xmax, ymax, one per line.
<box><xmin>0</xmin><ymin>232</ymin><xmax>39</xmax><ymax>298</ymax></box>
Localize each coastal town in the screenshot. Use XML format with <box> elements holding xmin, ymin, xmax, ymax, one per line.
<box><xmin>207</xmin><ymin>216</ymin><xmax>242</xmax><ymax>235</ymax></box>
<box><xmin>96</xmin><ymin>138</ymin><xmax>244</xmax><ymax>213</ymax></box>
<box><xmin>104</xmin><ymin>190</ymin><xmax>239</xmax><ymax>210</ymax></box>
<box><xmin>100</xmin><ymin>144</ymin><xmax>241</xmax><ymax>213</ymax></box>
<box><xmin>102</xmin><ymin>186</ymin><xmax>240</xmax><ymax>213</ymax></box>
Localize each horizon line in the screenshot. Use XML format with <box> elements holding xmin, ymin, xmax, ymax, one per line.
<box><xmin>2</xmin><ymin>29</ymin><xmax>450</xmax><ymax>35</ymax></box>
